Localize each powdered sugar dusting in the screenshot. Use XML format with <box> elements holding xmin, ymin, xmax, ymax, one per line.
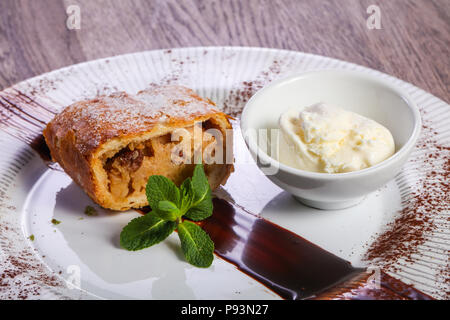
<box><xmin>136</xmin><ymin>86</ymin><xmax>213</xmax><ymax>118</ymax></box>
<box><xmin>49</xmin><ymin>85</ymin><xmax>218</xmax><ymax>155</ymax></box>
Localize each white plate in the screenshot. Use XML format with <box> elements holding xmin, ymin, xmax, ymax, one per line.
<box><xmin>0</xmin><ymin>47</ymin><xmax>448</xmax><ymax>299</ymax></box>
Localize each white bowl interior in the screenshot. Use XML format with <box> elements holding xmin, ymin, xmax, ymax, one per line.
<box><xmin>244</xmin><ymin>71</ymin><xmax>417</xmax><ymax>154</ymax></box>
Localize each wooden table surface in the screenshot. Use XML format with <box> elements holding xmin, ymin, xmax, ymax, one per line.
<box><xmin>0</xmin><ymin>0</ymin><xmax>448</xmax><ymax>101</ymax></box>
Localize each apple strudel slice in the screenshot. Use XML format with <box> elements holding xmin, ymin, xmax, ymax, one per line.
<box><xmin>43</xmin><ymin>85</ymin><xmax>233</xmax><ymax>211</ymax></box>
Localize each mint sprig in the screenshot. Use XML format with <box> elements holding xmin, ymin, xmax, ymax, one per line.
<box><xmin>120</xmin><ymin>164</ymin><xmax>215</xmax><ymax>268</ymax></box>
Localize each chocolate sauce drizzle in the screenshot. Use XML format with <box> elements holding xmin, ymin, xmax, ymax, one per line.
<box><xmin>0</xmin><ymin>90</ymin><xmax>56</xmax><ymax>162</ymax></box>
<box><xmin>139</xmin><ymin>199</ymin><xmax>432</xmax><ymax>300</ymax></box>
<box><xmin>204</xmin><ymin>198</ymin><xmax>363</xmax><ymax>299</ymax></box>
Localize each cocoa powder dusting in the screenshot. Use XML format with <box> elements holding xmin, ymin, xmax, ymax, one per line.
<box><xmin>222</xmin><ymin>60</ymin><xmax>283</xmax><ymax>117</ymax></box>
<box><xmin>364</xmin><ymin>109</ymin><xmax>449</xmax><ymax>297</ymax></box>
<box><xmin>0</xmin><ymin>224</ymin><xmax>65</xmax><ymax>299</ymax></box>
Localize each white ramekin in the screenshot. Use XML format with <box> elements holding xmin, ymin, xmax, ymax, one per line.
<box><xmin>240</xmin><ymin>69</ymin><xmax>421</xmax><ymax>210</ymax></box>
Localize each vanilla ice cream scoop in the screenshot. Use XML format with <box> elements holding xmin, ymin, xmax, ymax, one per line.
<box><xmin>277</xmin><ymin>103</ymin><xmax>395</xmax><ymax>173</ymax></box>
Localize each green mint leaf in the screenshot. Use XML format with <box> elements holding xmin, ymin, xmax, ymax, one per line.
<box><xmin>120</xmin><ymin>214</ymin><xmax>176</xmax><ymax>251</ymax></box>
<box><xmin>191</xmin><ymin>164</ymin><xmax>209</xmax><ymax>199</ymax></box>
<box><xmin>51</xmin><ymin>219</ymin><xmax>61</xmax><ymax>225</ymax></box>
<box><xmin>184</xmin><ymin>164</ymin><xmax>213</xmax><ymax>221</ymax></box>
<box><xmin>183</xmin><ymin>188</ymin><xmax>213</xmax><ymax>221</ymax></box>
<box><xmin>84</xmin><ymin>205</ymin><xmax>98</xmax><ymax>216</ymax></box>
<box><xmin>153</xmin><ymin>200</ymin><xmax>181</xmax><ymax>221</ymax></box>
<box><xmin>177</xmin><ymin>221</ymin><xmax>214</xmax><ymax>268</ymax></box>
<box><xmin>146</xmin><ymin>175</ymin><xmax>180</xmax><ymax>211</ymax></box>
<box><xmin>158</xmin><ymin>200</ymin><xmax>179</xmax><ymax>212</ymax></box>
<box><xmin>179</xmin><ymin>178</ymin><xmax>194</xmax><ymax>214</ymax></box>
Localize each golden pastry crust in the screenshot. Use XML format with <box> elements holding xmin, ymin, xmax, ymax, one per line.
<box><xmin>43</xmin><ymin>85</ymin><xmax>234</xmax><ymax>211</ymax></box>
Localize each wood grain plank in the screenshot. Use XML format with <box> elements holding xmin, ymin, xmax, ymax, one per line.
<box><xmin>0</xmin><ymin>0</ymin><xmax>448</xmax><ymax>101</ymax></box>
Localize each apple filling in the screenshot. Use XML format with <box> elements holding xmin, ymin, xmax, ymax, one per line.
<box><xmin>103</xmin><ymin>120</ymin><xmax>225</xmax><ymax>200</ymax></box>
